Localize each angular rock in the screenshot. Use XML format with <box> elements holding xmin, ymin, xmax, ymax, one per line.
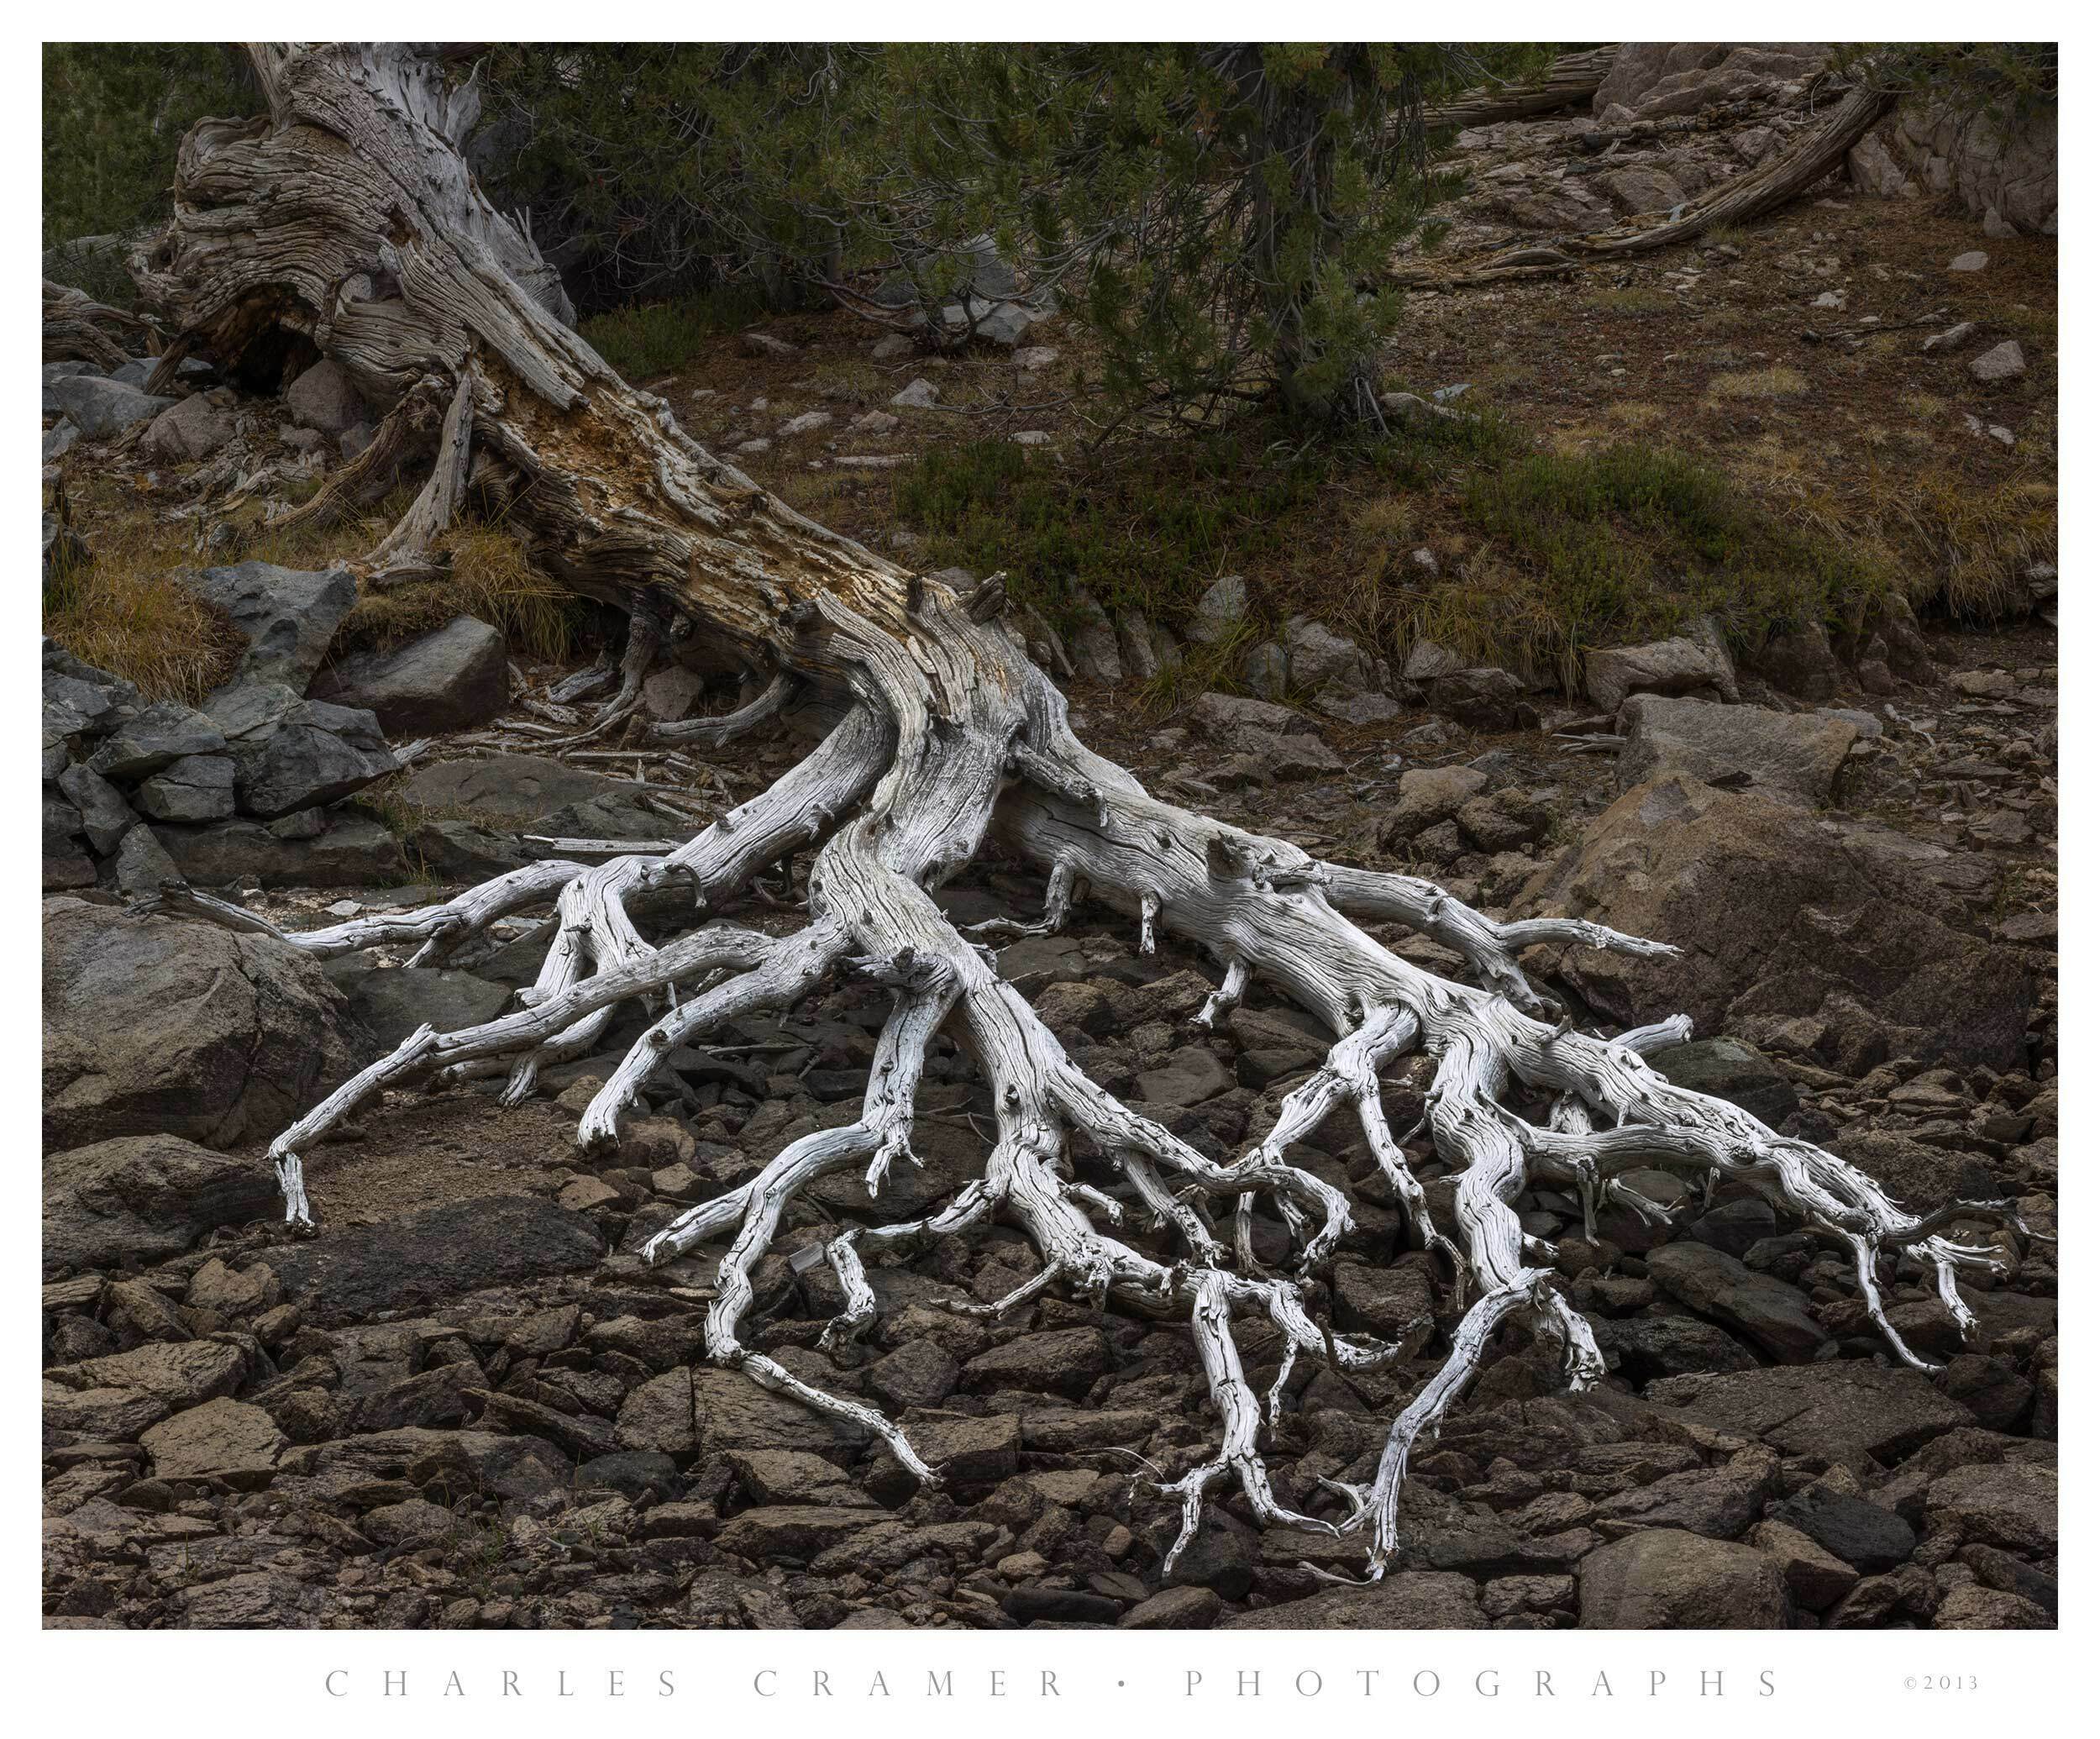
<box><xmin>960</xmin><ymin>1328</ymin><xmax>1111</xmax><ymax>1400</ymax></box>
<box><xmin>1648</xmin><ymin>1037</ymin><xmax>1799</xmax><ymax>1127</ymax></box>
<box><xmin>1578</xmin><ymin>1530</ymin><xmax>1789</xmax><ymax>1628</ymax></box>
<box><xmin>718</xmin><ymin>1505</ymin><xmax>885</xmax><ymax>1563</ymax></box>
<box><xmin>1933</xmin><ymin>1584</ymin><xmax>2050</xmax><ymax>1629</ymax></box>
<box><xmin>1589</xmin><ymin>1311</ymin><xmax>1759</xmax><ymax>1384</ymax></box>
<box><xmin>866</xmin><ymin>1339</ymin><xmax>960</xmax><ymax>1411</ymax></box>
<box><xmin>1284</xmin><ymin>616</ymin><xmax>1378</xmax><ymax>696</ymax></box>
<box><xmin>47</xmin><ymin>374</ymin><xmax>173</xmax><ymax>438</ymax></box>
<box><xmin>1185</xmin><ymin>690</ymin><xmax>1316</xmax><ymax>754</ymax></box>
<box><xmin>265</xmin><ymin>1194</ymin><xmax>604</xmax><ymax>1325</ymax></box>
<box><xmin>1750</xmin><ymin>621</ymin><xmax>1846</xmax><ymax>701</ymax></box>
<box><xmin>42</xmin><ymin>1380</ymin><xmax>171</xmax><ymax>1440</ymax></box>
<box><xmin>1133</xmin><ymin>1047</ymin><xmax>1233</xmax><ymax>1106</ymax></box>
<box><xmin>322</xmin><ymin>960</ymin><xmax>512</xmax><ymax>1049</ymax></box>
<box><xmin>1585</xmin><ymin>628</ymin><xmax>1738</xmax><ymax>712</ymax></box>
<box><xmin>204</xmin><ymin>683</ymin><xmax>398</xmax><ymax>818</ymax></box>
<box><xmin>133</xmin><ymin>754</ymin><xmax>237</xmax><ymax>823</ymax></box>
<box><xmin>1425</xmin><ymin>665</ymin><xmax>1530</xmax><ymax>730</ymax></box>
<box><xmin>1332</xmin><ymin>1255</ymin><xmax>1436</xmax><ymax>1341</ymax></box>
<box><xmin>1646</xmin><ymin>1363</ymin><xmax>1978</xmax><ymax>1467</ymax></box>
<box><xmin>141</xmin><ymin>393</ymin><xmax>236</xmax><ymax>463</ymax></box>
<box><xmin>87</xmin><ymin>702</ymin><xmax>226</xmax><ymax>781</ymax></box>
<box><xmin>43</xmin><ymin>900</ymin><xmax>365</xmax><ymax>1150</ymax></box>
<box><xmin>1748</xmin><ymin>1518</ymin><xmax>1861</xmax><ymax>1610</ymax></box>
<box><xmin>181</xmin><ymin>563</ymin><xmax>355</xmax><ymax>687</ymax></box>
<box><xmin>1221</xmin><ymin>1569</ymin><xmax>1486</xmax><ymax>1628</ymax></box>
<box><xmin>55</xmin><ymin>763</ymin><xmax>135</xmax><ymax>855</ymax></box>
<box><xmin>1120</xmin><ymin>1585</ymin><xmax>1223</xmax><ymax>1629</ymax></box>
<box><xmin>44</xmin><ymin>1133</ymin><xmax>283</xmax><ymax>1275</ymax></box>
<box><xmin>1969</xmin><ymin>340</ymin><xmax>2026</xmax><ymax>383</ymax></box>
<box><xmin>1645</xmin><ymin>1241</ymin><xmax>1829</xmax><ymax>1363</ymax></box>
<box><xmin>1520</xmin><ymin>776</ymin><xmax>2034</xmax><ymax>1071</ymax></box>
<box><xmin>898</xmin><ymin>1410</ymin><xmax>1021</xmax><ymax>1484</ymax></box>
<box><xmin>49</xmin><ymin>1339</ymin><xmax>249</xmax><ymax>1410</ymax></box>
<box><xmin>108</xmin><ymin>819</ymin><xmax>186</xmax><ymax>901</ymax></box>
<box><xmin>397</xmin><ymin>752</ymin><xmax>639</xmax><ymax>828</ymax></box>
<box><xmin>155</xmin><ymin>814</ymin><xmax>408</xmax><ymax>889</ymax></box>
<box><xmin>1619</xmin><ymin>695</ymin><xmax>1857</xmax><ymax>806</ymax></box>
<box><xmin>307</xmin><ymin>616</ymin><xmax>509</xmax><ymax>734</ymax></box>
<box><xmin>1768</xmin><ymin>1485</ymin><xmax>1918</xmax><ymax>1572</ymax></box>
<box><xmin>139</xmin><ymin>1398</ymin><xmax>286</xmax><ymax>1482</ymax></box>
<box><xmin>285</xmin><ymin>358</ymin><xmax>366</xmax><ymax>433</ymax></box>
<box><xmin>1186</xmin><ymin>575</ymin><xmax>1248</xmax><ymax>646</ymax></box>
<box><xmin>1063</xmin><ymin>590</ymin><xmax>1124</xmax><ymax>686</ymax></box>
<box><xmin>1592</xmin><ymin>1453</ymin><xmax>1775</xmax><ymax>1538</ymax></box>
<box><xmin>1380</xmin><ymin>764</ymin><xmax>1487</xmax><ymax>849</ymax></box>
<box><xmin>1924</xmin><ymin>1463</ymin><xmax>2055</xmax><ymax>1555</ymax></box>
<box><xmin>1001</xmin><ymin>1586</ymin><xmax>1121</xmax><ymax>1626</ymax></box>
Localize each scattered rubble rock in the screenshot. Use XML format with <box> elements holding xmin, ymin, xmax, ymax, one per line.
<box><xmin>1578</xmin><ymin>1530</ymin><xmax>1789</xmax><ymax>1628</ymax></box>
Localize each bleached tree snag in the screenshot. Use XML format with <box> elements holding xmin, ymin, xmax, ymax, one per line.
<box><xmin>1393</xmin><ymin>81</ymin><xmax>1898</xmax><ymax>289</ymax></box>
<box><xmin>1422</xmin><ymin>45</ymin><xmax>1620</xmax><ymax>130</ymax></box>
<box><xmin>144</xmin><ymin>43</ymin><xmax>2036</xmax><ymax>1579</ymax></box>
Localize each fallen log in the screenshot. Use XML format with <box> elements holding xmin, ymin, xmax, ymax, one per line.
<box><xmin>1423</xmin><ymin>45</ymin><xmax>1620</xmax><ymax>131</ymax></box>
<box><xmin>1396</xmin><ymin>81</ymin><xmax>1898</xmax><ymax>289</ymax></box>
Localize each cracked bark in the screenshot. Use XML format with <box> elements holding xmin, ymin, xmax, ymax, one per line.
<box><xmin>139</xmin><ymin>43</ymin><xmax>2033</xmax><ymax>1579</ymax></box>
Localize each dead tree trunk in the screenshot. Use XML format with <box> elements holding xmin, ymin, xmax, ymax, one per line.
<box><xmin>138</xmin><ymin>44</ymin><xmax>2029</xmax><ymax>1579</ymax></box>
<box><xmin>1395</xmin><ymin>81</ymin><xmax>1898</xmax><ymax>289</ymax></box>
<box><xmin>1422</xmin><ymin>45</ymin><xmax>1620</xmax><ymax>132</ymax></box>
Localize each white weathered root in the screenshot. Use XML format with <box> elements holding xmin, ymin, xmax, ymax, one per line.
<box><xmin>365</xmin><ymin>366</ymin><xmax>476</xmax><ymax>585</ymax></box>
<box><xmin>242</xmin><ymin>675</ymin><xmax>2031</xmax><ymax>1577</ymax></box>
<box><xmin>991</xmin><ymin>713</ymin><xmax>2033</xmax><ymax>1573</ymax></box>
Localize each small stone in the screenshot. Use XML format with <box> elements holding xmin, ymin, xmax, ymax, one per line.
<box><xmin>1186</xmin><ymin>575</ymin><xmax>1248</xmax><ymax>645</ymax></box>
<box><xmin>890</xmin><ymin>378</ymin><xmax>941</xmax><ymax>408</ymax></box>
<box><xmin>1969</xmin><ymin>340</ymin><xmax>2026</xmax><ymax>383</ymax></box>
<box><xmin>1947</xmin><ymin>251</ymin><xmax>1989</xmax><ymax>272</ymax></box>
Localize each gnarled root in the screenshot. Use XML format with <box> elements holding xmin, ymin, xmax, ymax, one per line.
<box><xmin>234</xmin><ymin>645</ymin><xmax>2031</xmax><ymax>1583</ymax></box>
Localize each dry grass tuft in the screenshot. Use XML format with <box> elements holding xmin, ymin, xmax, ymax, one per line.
<box><xmin>1706</xmin><ymin>365</ymin><xmax>1810</xmax><ymax>400</ymax></box>
<box><xmin>44</xmin><ymin>554</ymin><xmax>244</xmax><ymax>705</ymax></box>
<box><xmin>339</xmin><ymin>526</ymin><xmax>584</xmax><ymax>664</ymax></box>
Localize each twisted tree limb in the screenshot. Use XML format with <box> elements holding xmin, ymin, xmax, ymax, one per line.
<box><xmin>44</xmin><ymin>280</ymin><xmax>155</xmax><ymax>368</ymax></box>
<box><xmin>140</xmin><ymin>43</ymin><xmax>2029</xmax><ymax>1580</ymax></box>
<box><xmin>1394</xmin><ymin>81</ymin><xmax>1897</xmax><ymax>289</ymax></box>
<box><xmin>1422</xmin><ymin>45</ymin><xmax>1620</xmax><ymax>132</ymax></box>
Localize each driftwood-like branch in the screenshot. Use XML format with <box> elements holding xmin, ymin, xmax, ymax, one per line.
<box><xmin>139</xmin><ymin>44</ymin><xmax>2027</xmax><ymax>1584</ymax></box>
<box><xmin>1423</xmin><ymin>45</ymin><xmax>1620</xmax><ymax>131</ymax></box>
<box><xmin>364</xmin><ymin>367</ymin><xmax>476</xmax><ymax>584</ymax></box>
<box><xmin>1395</xmin><ymin>81</ymin><xmax>1897</xmax><ymax>290</ymax></box>
<box><xmin>44</xmin><ymin>280</ymin><xmax>153</xmax><ymax>369</ymax></box>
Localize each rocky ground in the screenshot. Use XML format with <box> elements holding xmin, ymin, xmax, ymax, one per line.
<box><xmin>43</xmin><ymin>47</ymin><xmax>2055</xmax><ymax>1631</ymax></box>
<box><xmin>42</xmin><ymin>581</ymin><xmax>2058</xmax><ymax>1631</ymax></box>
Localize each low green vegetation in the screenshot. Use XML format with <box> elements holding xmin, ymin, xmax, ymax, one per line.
<box><xmin>575</xmin><ymin>284</ymin><xmax>774</xmax><ymax>379</ymax></box>
<box><xmin>899</xmin><ymin>418</ymin><xmax>1907</xmax><ymax>696</ymax></box>
<box><xmin>1442</xmin><ymin>442</ymin><xmax>1898</xmax><ymax>687</ymax></box>
<box><xmin>897</xmin><ymin>407</ymin><xmax>1520</xmax><ymax>626</ymax></box>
